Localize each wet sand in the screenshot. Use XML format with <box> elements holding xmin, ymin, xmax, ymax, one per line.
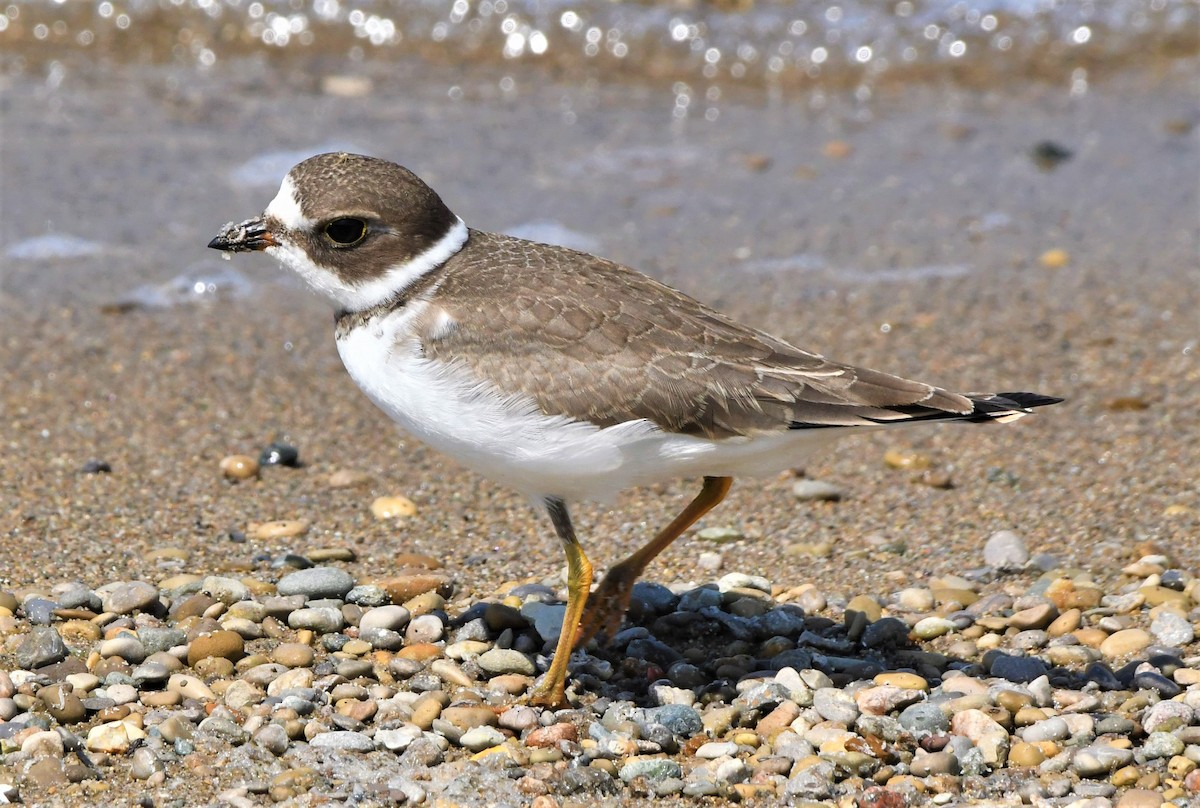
<box><xmin>1</xmin><ymin>55</ymin><xmax>1198</xmax><ymax>805</ymax></box>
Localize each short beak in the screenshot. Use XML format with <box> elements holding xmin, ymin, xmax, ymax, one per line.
<box><xmin>208</xmin><ymin>216</ymin><xmax>277</xmax><ymax>252</ymax></box>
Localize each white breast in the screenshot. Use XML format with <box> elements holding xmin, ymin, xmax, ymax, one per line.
<box><xmin>335</xmin><ymin>305</ymin><xmax>842</xmax><ymax>502</ymax></box>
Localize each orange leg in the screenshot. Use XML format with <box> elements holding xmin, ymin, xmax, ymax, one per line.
<box><xmin>528</xmin><ymin>497</ymin><xmax>593</xmax><ymax>708</ymax></box>
<box><xmin>574</xmin><ymin>476</ymin><xmax>733</xmax><ymax>649</ymax></box>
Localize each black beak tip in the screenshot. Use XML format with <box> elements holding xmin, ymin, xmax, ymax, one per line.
<box><xmin>208</xmin><ymin>217</ymin><xmax>273</xmax><ymax>253</ymax></box>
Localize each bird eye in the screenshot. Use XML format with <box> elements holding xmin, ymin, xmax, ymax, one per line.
<box><xmin>323</xmin><ymin>218</ymin><xmax>368</xmax><ymax>246</ymax></box>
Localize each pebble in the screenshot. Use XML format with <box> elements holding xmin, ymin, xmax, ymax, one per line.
<box><xmin>259</xmin><ymin>442</ymin><xmax>300</xmax><ymax>467</ymax></box>
<box><xmin>478</xmin><ymin>648</ymin><xmax>536</xmax><ymax>676</ymax></box>
<box><xmin>370</xmin><ymin>495</ymin><xmax>417</xmax><ymax>519</ymax></box>
<box><xmin>791</xmin><ymin>479</ymin><xmax>844</xmax><ymax>501</ymax></box>
<box><xmin>219</xmin><ymin>454</ymin><xmax>260</xmax><ymax>480</ymax></box>
<box><xmin>0</xmin><ymin>549</ymin><xmax>1195</xmax><ymax>806</ymax></box>
<box><xmin>311</xmin><ymin>731</ymin><xmax>376</xmax><ymax>752</ymax></box>
<box><xmin>16</xmin><ymin>626</ymin><xmax>68</xmax><ymax>669</ymax></box>
<box><xmin>187</xmin><ymin>630</ymin><xmax>245</xmax><ymax>665</ymax></box>
<box><xmin>99</xmin><ymin>581</ymin><xmax>161</xmax><ymax>614</ymax></box>
<box><xmin>1099</xmin><ymin>628</ymin><xmax>1153</xmax><ymax>658</ymax></box>
<box><xmin>984</xmin><ymin>530</ymin><xmax>1030</xmax><ymax>569</ymax></box>
<box><xmin>1150</xmin><ymin>610</ymin><xmax>1194</xmax><ymax>646</ymax></box>
<box><xmin>277</xmin><ymin>567</ymin><xmax>354</xmax><ymax>600</ymax></box>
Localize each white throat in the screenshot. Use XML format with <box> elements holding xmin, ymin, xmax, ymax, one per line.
<box><xmin>263</xmin><ymin>176</ymin><xmax>469</xmax><ymax>312</ymax></box>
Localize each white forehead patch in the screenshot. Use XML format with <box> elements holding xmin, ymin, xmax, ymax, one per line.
<box><xmin>264</xmin><ymin>175</ymin><xmax>313</xmax><ymax>231</ymax></box>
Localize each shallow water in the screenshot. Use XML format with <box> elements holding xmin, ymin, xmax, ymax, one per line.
<box><xmin>2</xmin><ymin>0</ymin><xmax>1197</xmax><ymax>96</ymax></box>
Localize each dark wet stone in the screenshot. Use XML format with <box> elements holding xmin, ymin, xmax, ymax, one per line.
<box><xmin>987</xmin><ymin>652</ymin><xmax>1048</xmax><ymax>683</ymax></box>
<box><xmin>1147</xmin><ymin>652</ymin><xmax>1184</xmax><ymax>677</ymax></box>
<box><xmin>667</xmin><ymin>662</ymin><xmax>709</xmax><ymax>689</ymax></box>
<box><xmin>626</xmin><ymin>638</ymin><xmax>683</xmax><ymax>668</ymax></box>
<box><xmin>81</xmin><ymin>459</ymin><xmax>112</xmax><ymax>474</ymax></box>
<box><xmin>754</xmin><ymin>605</ymin><xmax>807</xmax><ymax>637</ymax></box>
<box><xmin>1159</xmin><ymin>569</ymin><xmax>1187</xmax><ymax>591</ymax></box>
<box><xmin>767</xmin><ymin>649</ymin><xmax>815</xmax><ymax>670</ymax></box>
<box><xmin>860</xmin><ymin>617</ymin><xmax>910</xmax><ymax>649</ymax></box>
<box><xmin>1082</xmin><ymin>662</ymin><xmax>1123</xmax><ymax>691</ymax></box>
<box><xmin>17</xmin><ymin>627</ymin><xmax>69</xmax><ymax>669</ymax></box>
<box><xmin>631</xmin><ymin>582</ymin><xmax>678</xmax><ymax>613</ymax></box>
<box><xmin>259</xmin><ymin>442</ymin><xmax>300</xmax><ymax>467</ymax></box>
<box><xmin>1132</xmin><ymin>670</ymin><xmax>1181</xmax><ymax>698</ymax></box>
<box><xmin>270</xmin><ymin>553</ymin><xmax>313</xmax><ymax>570</ymax></box>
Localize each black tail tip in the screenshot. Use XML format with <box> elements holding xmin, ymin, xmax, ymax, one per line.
<box><xmin>994</xmin><ymin>392</ymin><xmax>1065</xmax><ymax>410</ymax></box>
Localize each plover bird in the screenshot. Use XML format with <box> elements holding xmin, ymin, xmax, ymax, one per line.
<box><xmin>209</xmin><ymin>152</ymin><xmax>1061</xmax><ymax>706</ymax></box>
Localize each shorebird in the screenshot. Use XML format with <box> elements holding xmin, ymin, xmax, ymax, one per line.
<box><xmin>209</xmin><ymin>152</ymin><xmax>1060</xmax><ymax>706</ymax></box>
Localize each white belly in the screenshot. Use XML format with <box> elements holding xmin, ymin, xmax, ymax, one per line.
<box><xmin>336</xmin><ymin>306</ymin><xmax>841</xmax><ymax>501</ymax></box>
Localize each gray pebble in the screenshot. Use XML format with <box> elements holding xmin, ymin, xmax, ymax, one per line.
<box><xmin>201</xmin><ymin>576</ymin><xmax>250</xmax><ymax>604</ymax></box>
<box><xmin>359</xmin><ymin>627</ymin><xmax>403</xmax><ymax>651</ymax></box>
<box><xmin>813</xmin><ymin>687</ymin><xmax>859</xmax><ymax>725</ymax></box>
<box><xmin>1070</xmin><ymin>743</ymin><xmax>1133</xmax><ymax>777</ymax></box>
<box><xmin>1021</xmin><ymin>716</ymin><xmax>1069</xmax><ymax>743</ymax></box>
<box><xmin>405</xmin><ymin>614</ymin><xmax>445</xmax><ymax>644</ymax></box>
<box><xmin>23</xmin><ymin>598</ymin><xmax>58</xmax><ymax>625</ymax></box>
<box><xmin>983</xmin><ymin>529</ymin><xmax>1029</xmax><ymax>570</ymax></box>
<box><xmin>287</xmin><ymin>606</ymin><xmax>345</xmax><ymax>633</ymax></box>
<box><xmin>55</xmin><ymin>584</ymin><xmax>101</xmax><ymax>612</ymax></box>
<box><xmin>791</xmin><ymin>479</ymin><xmax>844</xmax><ymax>501</ymax></box>
<box><xmin>898</xmin><ymin>702</ymin><xmax>949</xmax><ymax>734</ymax></box>
<box><xmin>619</xmin><ymin>758</ymin><xmax>682</xmax><ymax>783</ymax></box>
<box><xmin>1150</xmin><ymin>611</ymin><xmax>1194</xmax><ymax>646</ymax></box>
<box><xmin>345</xmin><ymin>585</ymin><xmax>389</xmax><ymax>607</ymax></box>
<box><xmin>276</xmin><ymin>567</ymin><xmax>354</xmax><ymax>600</ymax></box>
<box><xmin>784</xmin><ymin>760</ymin><xmax>836</xmax><ymax>799</ymax></box>
<box><xmin>16</xmin><ymin>627</ymin><xmax>68</xmax><ymax>669</ymax></box>
<box><xmin>99</xmin><ymin>581</ymin><xmax>161</xmax><ymax>615</ymax></box>
<box><xmin>645</xmin><ymin>704</ymin><xmax>702</xmax><ymax>737</ymax></box>
<box><xmin>130</xmin><ymin>747</ymin><xmax>163</xmax><ymax>780</ymax></box>
<box><xmin>459</xmin><ymin>726</ymin><xmax>505</xmax><ymax>751</ymax></box>
<box><xmin>478</xmin><ymin>648</ymin><xmax>535</xmax><ymax>676</ymax></box>
<box><xmin>310</xmin><ymin>730</ymin><xmax>375</xmax><ymax>752</ymax></box>
<box><xmin>253</xmin><ymin>724</ymin><xmax>289</xmax><ymax>756</ymax></box>
<box><xmin>1142</xmin><ymin>731</ymin><xmax>1184</xmax><ymax>759</ymax></box>
<box><xmin>139</xmin><ymin>627</ymin><xmax>187</xmax><ymax>655</ymax></box>
<box><xmin>520</xmin><ymin>601</ymin><xmax>566</xmax><ymax>642</ymax></box>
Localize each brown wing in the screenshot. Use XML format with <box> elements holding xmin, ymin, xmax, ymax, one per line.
<box><xmin>419</xmin><ymin>231</ymin><xmax>978</xmax><ymax>439</ymax></box>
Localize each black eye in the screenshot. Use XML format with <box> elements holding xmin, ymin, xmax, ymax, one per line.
<box><xmin>323</xmin><ymin>218</ymin><xmax>368</xmax><ymax>246</ymax></box>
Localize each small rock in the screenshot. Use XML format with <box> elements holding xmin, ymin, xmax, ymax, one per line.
<box><xmin>310</xmin><ymin>731</ymin><xmax>375</xmax><ymax>752</ymax></box>
<box><xmin>16</xmin><ymin>626</ymin><xmax>68</xmax><ymax>669</ymax></box>
<box><xmin>187</xmin><ymin>630</ymin><xmax>245</xmax><ymax>665</ymax></box>
<box><xmin>619</xmin><ymin>758</ymin><xmax>682</xmax><ymax>784</ymax></box>
<box><xmin>86</xmin><ymin>720</ymin><xmax>146</xmax><ymax>753</ymax></box>
<box><xmin>478</xmin><ymin>648</ymin><xmax>536</xmax><ymax>676</ymax></box>
<box><xmin>983</xmin><ymin>530</ymin><xmax>1029</xmax><ymax>569</ymax></box>
<box><xmin>459</xmin><ymin>726</ymin><xmax>505</xmax><ymax>752</ymax></box>
<box><xmin>99</xmin><ymin>581</ymin><xmax>161</xmax><ymax>614</ymax></box>
<box><xmin>259</xmin><ymin>442</ymin><xmax>300</xmax><ymax>467</ymax></box>
<box><xmin>1099</xmin><ymin>628</ymin><xmax>1152</xmax><ymax>659</ymax></box>
<box><xmin>1150</xmin><ymin>611</ymin><xmax>1194</xmax><ymax>646</ymax></box>
<box><xmin>277</xmin><ymin>567</ymin><xmax>354</xmax><ymax>600</ymax></box>
<box><xmin>220</xmin><ymin>455</ymin><xmax>260</xmax><ymax>480</ymax></box>
<box><xmin>791</xmin><ymin>480</ymin><xmax>844</xmax><ymax>502</ymax></box>
<box><xmin>370</xmin><ymin>495</ymin><xmax>417</xmax><ymax>519</ymax></box>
